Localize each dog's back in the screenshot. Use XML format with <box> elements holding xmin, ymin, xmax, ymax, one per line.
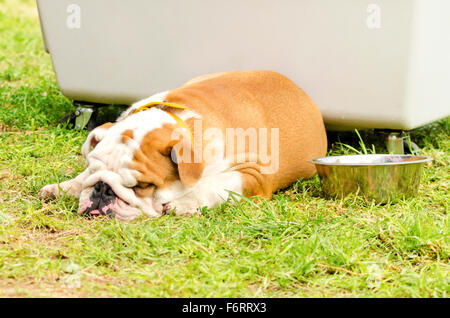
<box><xmin>167</xmin><ymin>70</ymin><xmax>327</xmax><ymax>195</ymax></box>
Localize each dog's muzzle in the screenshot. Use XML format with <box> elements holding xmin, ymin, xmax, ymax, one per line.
<box><xmin>84</xmin><ymin>181</ymin><xmax>117</xmax><ymax>218</ymax></box>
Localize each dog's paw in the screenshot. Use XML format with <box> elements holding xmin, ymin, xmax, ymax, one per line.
<box><xmin>163</xmin><ymin>200</ymin><xmax>202</xmax><ymax>216</ymax></box>
<box><xmin>176</xmin><ymin>207</ymin><xmax>202</xmax><ymax>216</ymax></box>
<box><xmin>39</xmin><ymin>183</ymin><xmax>59</xmax><ymax>200</ymax></box>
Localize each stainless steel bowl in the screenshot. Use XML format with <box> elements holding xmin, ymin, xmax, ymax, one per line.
<box><xmin>310</xmin><ymin>155</ymin><xmax>433</xmax><ymax>203</ymax></box>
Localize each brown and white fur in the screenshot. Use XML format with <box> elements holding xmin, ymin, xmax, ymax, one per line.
<box><xmin>39</xmin><ymin>71</ymin><xmax>327</xmax><ymax>221</ymax></box>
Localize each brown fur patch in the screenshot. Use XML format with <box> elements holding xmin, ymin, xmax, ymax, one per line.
<box><xmin>121</xmin><ymin>129</ymin><xmax>134</xmax><ymax>143</ymax></box>
<box><xmin>129</xmin><ymin>121</ymin><xmax>207</xmax><ymax>189</ymax></box>
<box><xmin>126</xmin><ymin>71</ymin><xmax>327</xmax><ymax>201</ymax></box>
<box><xmin>128</xmin><ymin>124</ymin><xmax>179</xmax><ymax>190</ymax></box>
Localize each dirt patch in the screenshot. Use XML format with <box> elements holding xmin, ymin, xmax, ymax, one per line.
<box><xmin>0</xmin><ymin>271</ymin><xmax>121</xmax><ymax>298</ymax></box>
<box><xmin>0</xmin><ymin>169</ymin><xmax>11</xmax><ymax>180</ymax></box>
<box><xmin>0</xmin><ymin>276</ymin><xmax>88</xmax><ymax>298</ymax></box>
<box><xmin>0</xmin><ymin>124</ymin><xmax>21</xmax><ymax>132</ymax></box>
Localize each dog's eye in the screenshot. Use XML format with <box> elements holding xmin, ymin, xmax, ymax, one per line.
<box><xmin>134</xmin><ymin>182</ymin><xmax>153</xmax><ymax>190</ymax></box>
<box><xmin>133</xmin><ymin>182</ymin><xmax>156</xmax><ymax>197</ymax></box>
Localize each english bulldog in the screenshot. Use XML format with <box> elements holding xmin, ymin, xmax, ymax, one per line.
<box><xmin>39</xmin><ymin>71</ymin><xmax>327</xmax><ymax>221</ymax></box>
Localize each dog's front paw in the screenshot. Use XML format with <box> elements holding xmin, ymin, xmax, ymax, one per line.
<box><xmin>163</xmin><ymin>200</ymin><xmax>202</xmax><ymax>216</ymax></box>
<box><xmin>39</xmin><ymin>184</ymin><xmax>59</xmax><ymax>200</ymax></box>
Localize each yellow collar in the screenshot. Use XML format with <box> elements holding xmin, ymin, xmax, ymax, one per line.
<box><xmin>132</xmin><ymin>101</ymin><xmax>193</xmax><ymax>143</ymax></box>
<box><xmin>132</xmin><ymin>101</ymin><xmax>188</xmax><ymax>114</ymax></box>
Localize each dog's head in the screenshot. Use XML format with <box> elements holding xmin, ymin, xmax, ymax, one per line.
<box><xmin>78</xmin><ymin>108</ymin><xmax>203</xmax><ymax>221</ymax></box>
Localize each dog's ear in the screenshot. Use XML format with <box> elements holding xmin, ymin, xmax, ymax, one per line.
<box><xmin>169</xmin><ymin>129</ymin><xmax>204</xmax><ymax>187</ymax></box>
<box><xmin>81</xmin><ymin>123</ymin><xmax>115</xmax><ymax>159</ymax></box>
<box><xmin>177</xmin><ymin>155</ymin><xmax>205</xmax><ymax>187</ymax></box>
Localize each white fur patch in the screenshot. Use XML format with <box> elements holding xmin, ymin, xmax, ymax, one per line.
<box><xmin>154</xmin><ymin>159</ymin><xmax>243</xmax><ymax>213</ymax></box>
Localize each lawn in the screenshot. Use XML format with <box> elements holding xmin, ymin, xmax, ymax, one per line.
<box><xmin>0</xmin><ymin>0</ymin><xmax>448</xmax><ymax>298</ymax></box>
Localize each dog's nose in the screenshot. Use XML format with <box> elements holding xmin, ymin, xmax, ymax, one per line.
<box><xmin>93</xmin><ymin>181</ymin><xmax>116</xmax><ymax>200</ymax></box>
<box><xmin>85</xmin><ymin>181</ymin><xmax>117</xmax><ymax>218</ymax></box>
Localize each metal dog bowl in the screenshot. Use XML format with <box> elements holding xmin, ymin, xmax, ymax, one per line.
<box><xmin>310</xmin><ymin>155</ymin><xmax>433</xmax><ymax>203</ymax></box>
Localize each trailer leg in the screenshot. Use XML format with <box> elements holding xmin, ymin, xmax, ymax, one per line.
<box><xmin>386</xmin><ymin>131</ymin><xmax>420</xmax><ymax>154</ymax></box>
<box><xmin>74</xmin><ymin>107</ymin><xmax>95</xmax><ymax>130</ymax></box>
<box><xmin>59</xmin><ymin>101</ymin><xmax>107</xmax><ymax>131</ymax></box>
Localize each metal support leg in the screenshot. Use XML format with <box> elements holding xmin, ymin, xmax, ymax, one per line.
<box><xmin>74</xmin><ymin>107</ymin><xmax>94</xmax><ymax>129</ymax></box>
<box><xmin>386</xmin><ymin>131</ymin><xmax>420</xmax><ymax>154</ymax></box>
<box><xmin>59</xmin><ymin>101</ymin><xmax>107</xmax><ymax>131</ymax></box>
<box><xmin>387</xmin><ymin>132</ymin><xmax>405</xmax><ymax>154</ymax></box>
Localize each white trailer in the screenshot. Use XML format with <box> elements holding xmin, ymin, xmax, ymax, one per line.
<box><xmin>36</xmin><ymin>0</ymin><xmax>450</xmax><ymax>131</ymax></box>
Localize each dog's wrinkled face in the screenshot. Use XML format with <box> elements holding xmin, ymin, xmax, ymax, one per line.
<box><xmin>77</xmin><ymin>108</ymin><xmax>189</xmax><ymax>221</ymax></box>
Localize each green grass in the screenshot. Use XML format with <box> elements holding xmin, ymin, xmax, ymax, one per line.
<box><xmin>0</xmin><ymin>0</ymin><xmax>448</xmax><ymax>297</ymax></box>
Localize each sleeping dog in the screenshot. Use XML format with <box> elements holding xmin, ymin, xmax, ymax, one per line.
<box><xmin>39</xmin><ymin>71</ymin><xmax>327</xmax><ymax>221</ymax></box>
